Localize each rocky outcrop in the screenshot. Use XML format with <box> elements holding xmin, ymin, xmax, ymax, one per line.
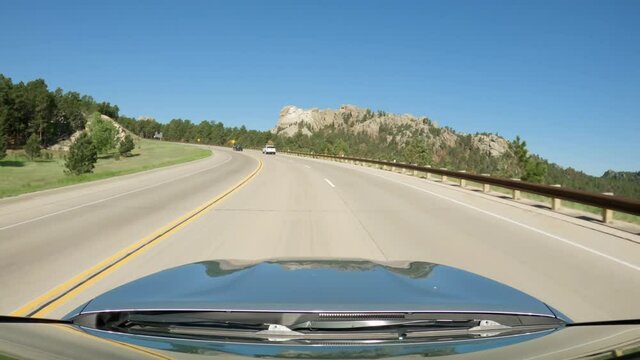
<box><xmin>274</xmin><ymin>105</ymin><xmax>432</xmax><ymax>138</ymax></box>
<box><xmin>601</xmin><ymin>170</ymin><xmax>640</xmax><ymax>181</ymax></box>
<box><xmin>272</xmin><ymin>105</ymin><xmax>510</xmax><ymax>157</ymax></box>
<box><xmin>472</xmin><ymin>133</ymin><xmax>510</xmax><ymax>157</ymax></box>
<box><xmin>101</xmin><ymin>114</ymin><xmax>127</xmax><ymax>141</ymax></box>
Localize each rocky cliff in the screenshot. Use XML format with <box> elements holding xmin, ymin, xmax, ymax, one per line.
<box><xmin>272</xmin><ymin>105</ymin><xmax>510</xmax><ymax>157</ymax></box>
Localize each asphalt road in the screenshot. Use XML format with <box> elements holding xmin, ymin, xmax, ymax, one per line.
<box><xmin>1</xmin><ymin>147</ymin><xmax>639</xmax><ymax>322</ymax></box>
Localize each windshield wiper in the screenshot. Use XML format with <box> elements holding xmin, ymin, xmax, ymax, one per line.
<box><xmin>73</xmin><ymin>311</ymin><xmax>569</xmax><ymax>342</ymax></box>
<box><xmin>0</xmin><ymin>315</ymin><xmax>71</xmax><ymax>324</ymax></box>
<box><xmin>290</xmin><ymin>318</ymin><xmax>481</xmax><ymax>331</ymax></box>
<box><xmin>114</xmin><ymin>313</ymin><xmax>270</xmax><ymax>332</ymax></box>
<box><xmin>114</xmin><ymin>314</ymin><xmax>496</xmax><ymax>333</ymax></box>
<box><xmin>109</xmin><ymin>315</ymin><xmax>547</xmax><ymax>341</ymax></box>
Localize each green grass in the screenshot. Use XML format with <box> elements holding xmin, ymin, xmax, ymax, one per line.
<box><xmin>0</xmin><ymin>139</ymin><xmax>211</xmax><ymax>198</ymax></box>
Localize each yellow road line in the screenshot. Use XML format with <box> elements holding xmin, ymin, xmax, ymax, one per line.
<box><xmin>11</xmin><ymin>157</ymin><xmax>263</xmax><ymax>318</ymax></box>
<box><xmin>53</xmin><ymin>324</ymin><xmax>172</xmax><ymax>359</ymax></box>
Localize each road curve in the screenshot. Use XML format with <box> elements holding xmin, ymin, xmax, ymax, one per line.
<box><xmin>2</xmin><ymin>147</ymin><xmax>639</xmax><ymax>322</ymax></box>
<box><xmin>0</xmin><ymin>147</ymin><xmax>258</xmax><ymax>314</ymax></box>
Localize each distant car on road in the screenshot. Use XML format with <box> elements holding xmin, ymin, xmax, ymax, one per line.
<box><xmin>262</xmin><ymin>144</ymin><xmax>276</xmax><ymax>155</ymax></box>
<box><xmin>233</xmin><ymin>144</ymin><xmax>243</xmax><ymax>151</ymax></box>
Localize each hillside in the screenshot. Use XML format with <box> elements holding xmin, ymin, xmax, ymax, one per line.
<box><xmin>273</xmin><ymin>105</ymin><xmax>510</xmax><ymax>157</ymax></box>
<box><xmin>271</xmin><ymin>104</ymin><xmax>639</xmax><ymax>200</ymax></box>
<box><xmin>272</xmin><ymin>104</ymin><xmax>523</xmax><ymax>178</ymax></box>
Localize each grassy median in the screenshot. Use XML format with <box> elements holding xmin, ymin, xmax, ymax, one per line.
<box><xmin>0</xmin><ymin>139</ymin><xmax>211</xmax><ymax>198</ymax></box>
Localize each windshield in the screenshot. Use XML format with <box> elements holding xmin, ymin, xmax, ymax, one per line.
<box><xmin>0</xmin><ymin>1</ymin><xmax>639</xmax><ymax>359</ymax></box>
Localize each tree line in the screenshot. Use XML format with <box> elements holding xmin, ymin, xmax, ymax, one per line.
<box><xmin>0</xmin><ymin>74</ymin><xmax>133</xmax><ymax>173</ymax></box>
<box><xmin>0</xmin><ymin>74</ymin><xmax>119</xmax><ymax>152</ymax></box>
<box><xmin>114</xmin><ymin>116</ymin><xmax>275</xmax><ymax>148</ymax></box>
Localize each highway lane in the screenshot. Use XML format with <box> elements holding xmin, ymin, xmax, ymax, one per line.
<box><xmin>41</xmin><ymin>148</ymin><xmax>640</xmax><ymax>322</ymax></box>
<box><xmin>0</xmin><ymin>147</ymin><xmax>258</xmax><ymax>314</ymax></box>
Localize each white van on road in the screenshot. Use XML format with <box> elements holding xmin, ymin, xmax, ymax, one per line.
<box><xmin>262</xmin><ymin>144</ymin><xmax>276</xmax><ymax>155</ymax></box>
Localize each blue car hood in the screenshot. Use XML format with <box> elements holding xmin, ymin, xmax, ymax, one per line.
<box><xmin>77</xmin><ymin>259</ymin><xmax>556</xmax><ymax>317</ymax></box>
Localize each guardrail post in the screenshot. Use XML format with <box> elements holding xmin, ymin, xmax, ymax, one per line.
<box><xmin>424</xmin><ymin>165</ymin><xmax>431</xmax><ymax>180</ymax></box>
<box><xmin>551</xmin><ymin>184</ymin><xmax>562</xmax><ymax>210</ymax></box>
<box><xmin>602</xmin><ymin>192</ymin><xmax>614</xmax><ymax>223</ymax></box>
<box><xmin>441</xmin><ymin>168</ymin><xmax>448</xmax><ymax>183</ymax></box>
<box><xmin>411</xmin><ymin>164</ymin><xmax>418</xmax><ymax>177</ymax></box>
<box><xmin>459</xmin><ymin>171</ymin><xmax>466</xmax><ymax>187</ymax></box>
<box><xmin>511</xmin><ymin>179</ymin><xmax>521</xmax><ymax>200</ymax></box>
<box><xmin>481</xmin><ymin>174</ymin><xmax>491</xmax><ymax>192</ymax></box>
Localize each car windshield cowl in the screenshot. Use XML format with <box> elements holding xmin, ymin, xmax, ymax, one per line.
<box><xmin>71</xmin><ymin>310</ymin><xmax>565</xmax><ymax>343</ymax></box>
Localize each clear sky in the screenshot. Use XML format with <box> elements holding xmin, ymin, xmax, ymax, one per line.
<box><xmin>1</xmin><ymin>0</ymin><xmax>638</xmax><ymax>175</ymax></box>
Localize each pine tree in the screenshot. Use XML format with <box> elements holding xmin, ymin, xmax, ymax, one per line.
<box><xmin>65</xmin><ymin>132</ymin><xmax>97</xmax><ymax>175</ymax></box>
<box><xmin>24</xmin><ymin>133</ymin><xmax>41</xmax><ymax>159</ymax></box>
<box><xmin>118</xmin><ymin>134</ymin><xmax>135</xmax><ymax>156</ymax></box>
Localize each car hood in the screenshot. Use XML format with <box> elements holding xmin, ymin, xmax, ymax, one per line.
<box><xmin>75</xmin><ymin>259</ymin><xmax>558</xmax><ymax>318</ymax></box>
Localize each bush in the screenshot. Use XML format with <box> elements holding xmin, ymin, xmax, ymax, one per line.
<box><xmin>118</xmin><ymin>134</ymin><xmax>135</xmax><ymax>156</ymax></box>
<box><xmin>65</xmin><ymin>132</ymin><xmax>97</xmax><ymax>175</ymax></box>
<box><xmin>523</xmin><ymin>157</ymin><xmax>548</xmax><ymax>183</ymax></box>
<box><xmin>25</xmin><ymin>133</ymin><xmax>41</xmax><ymax>159</ymax></box>
<box><xmin>89</xmin><ymin>114</ymin><xmax>118</xmax><ymax>154</ymax></box>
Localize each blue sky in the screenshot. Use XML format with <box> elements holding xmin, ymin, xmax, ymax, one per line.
<box><xmin>1</xmin><ymin>0</ymin><xmax>638</xmax><ymax>175</ymax></box>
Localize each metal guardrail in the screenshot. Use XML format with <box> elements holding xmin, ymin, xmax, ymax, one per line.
<box><xmin>281</xmin><ymin>150</ymin><xmax>640</xmax><ymax>221</ymax></box>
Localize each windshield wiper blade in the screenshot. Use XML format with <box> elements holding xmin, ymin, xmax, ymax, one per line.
<box><xmin>80</xmin><ymin>311</ymin><xmax>566</xmax><ymax>342</ymax></box>
<box><xmin>87</xmin><ymin>313</ymin><xmax>562</xmax><ymax>342</ymax></box>
<box><xmin>566</xmin><ymin>319</ymin><xmax>640</xmax><ymax>327</ymax></box>
<box><xmin>120</xmin><ymin>317</ymin><xmax>269</xmax><ymax>331</ymax></box>
<box><xmin>0</xmin><ymin>315</ymin><xmax>71</xmax><ymax>324</ymax></box>
<box><xmin>151</xmin><ymin>321</ymin><xmax>552</xmax><ymax>342</ymax></box>
<box><xmin>290</xmin><ymin>319</ymin><xmax>480</xmax><ymax>331</ymax></box>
